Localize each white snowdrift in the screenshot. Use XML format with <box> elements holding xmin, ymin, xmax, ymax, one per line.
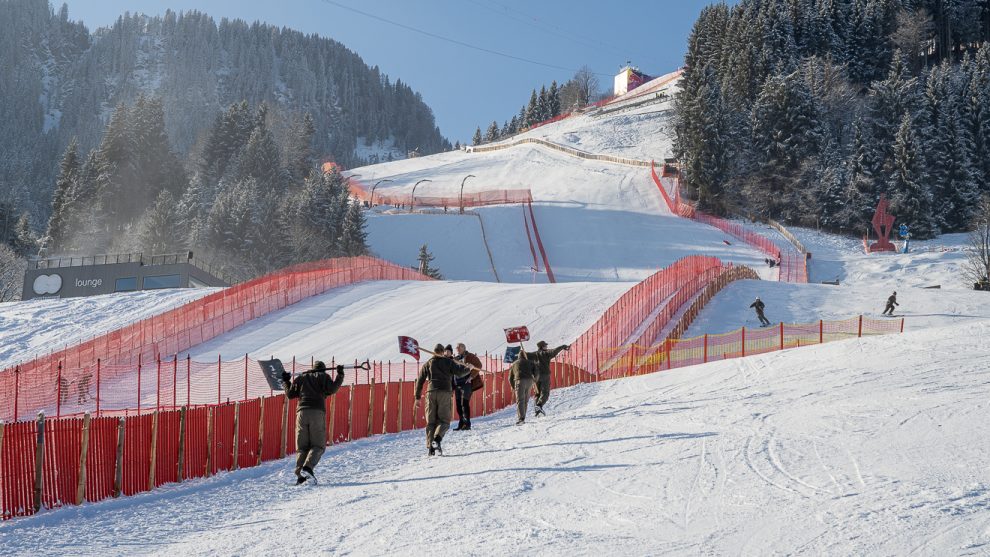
<box><xmin>5</xmin><ymin>319</ymin><xmax>989</xmax><ymax>555</ymax></box>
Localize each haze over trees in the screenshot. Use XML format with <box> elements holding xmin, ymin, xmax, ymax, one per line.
<box><xmin>0</xmin><ymin>0</ymin><xmax>449</xmax><ymax>262</ymax></box>
<box><xmin>674</xmin><ymin>0</ymin><xmax>990</xmax><ymax>239</ymax></box>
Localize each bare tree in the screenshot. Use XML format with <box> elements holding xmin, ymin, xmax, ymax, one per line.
<box><xmin>964</xmin><ymin>196</ymin><xmax>990</xmax><ymax>290</ymax></box>
<box><xmin>891</xmin><ymin>8</ymin><xmax>935</xmax><ymax>71</ymax></box>
<box><xmin>0</xmin><ymin>243</ymin><xmax>26</xmax><ymax>302</ymax></box>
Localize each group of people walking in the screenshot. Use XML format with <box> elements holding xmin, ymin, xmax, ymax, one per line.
<box><xmin>280</xmin><ymin>338</ymin><xmax>570</xmax><ymax>483</ymax></box>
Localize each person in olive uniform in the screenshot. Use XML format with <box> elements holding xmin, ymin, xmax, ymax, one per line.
<box><xmin>524</xmin><ymin>341</ymin><xmax>570</xmax><ymax>417</ymax></box>
<box><xmin>282</xmin><ymin>361</ymin><xmax>345</xmax><ymax>485</ymax></box>
<box><xmin>508</xmin><ymin>351</ymin><xmax>540</xmax><ymax>425</ymax></box>
<box><xmin>414</xmin><ymin>344</ymin><xmax>473</xmax><ymax>455</ymax></box>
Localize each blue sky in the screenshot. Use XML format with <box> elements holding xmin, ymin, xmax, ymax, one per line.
<box><xmin>61</xmin><ymin>0</ymin><xmax>725</xmax><ymax>143</ymax></box>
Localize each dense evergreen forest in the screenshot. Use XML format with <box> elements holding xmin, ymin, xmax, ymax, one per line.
<box><xmin>674</xmin><ymin>0</ymin><xmax>990</xmax><ymax>238</ymax></box>
<box><xmin>0</xmin><ymin>0</ymin><xmax>449</xmax><ymax>254</ymax></box>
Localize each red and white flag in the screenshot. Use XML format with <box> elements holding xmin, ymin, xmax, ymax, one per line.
<box><xmin>398</xmin><ymin>336</ymin><xmax>420</xmax><ymax>360</ymax></box>
<box><xmin>504</xmin><ymin>326</ymin><xmax>530</xmax><ymax>343</ymax></box>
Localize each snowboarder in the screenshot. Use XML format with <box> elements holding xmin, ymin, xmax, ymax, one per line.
<box><xmin>508</xmin><ymin>351</ymin><xmax>539</xmax><ymax>425</ymax></box>
<box><xmin>282</xmin><ymin>360</ymin><xmax>345</xmax><ymax>485</ymax></box>
<box><xmin>750</xmin><ymin>297</ymin><xmax>771</xmax><ymax>326</ymax></box>
<box><xmin>453</xmin><ymin>342</ymin><xmax>483</xmax><ymax>430</ymax></box>
<box><xmin>525</xmin><ymin>341</ymin><xmax>570</xmax><ymax>417</ymax></box>
<box><xmin>883</xmin><ymin>291</ymin><xmax>899</xmax><ymax>316</ymax></box>
<box><xmin>414</xmin><ymin>344</ymin><xmax>473</xmax><ymax>455</ymax></box>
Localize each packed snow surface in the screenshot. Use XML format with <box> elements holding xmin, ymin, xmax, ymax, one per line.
<box><xmin>185</xmin><ymin>280</ymin><xmax>631</xmax><ymax>363</ymax></box>
<box><xmin>4</xmin><ymin>319</ymin><xmax>989</xmax><ymax>555</ymax></box>
<box><xmin>356</xmin><ymin>142</ymin><xmax>772</xmax><ymax>283</ymax></box>
<box><xmin>0</xmin><ymin>288</ymin><xmax>217</xmax><ymax>369</ymax></box>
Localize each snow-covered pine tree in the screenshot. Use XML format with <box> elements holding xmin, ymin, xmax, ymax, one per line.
<box><xmin>417</xmin><ymin>244</ymin><xmax>442</xmax><ymax>279</ymax></box>
<box><xmin>339</xmin><ymin>200</ymin><xmax>368</xmax><ymax>257</ymax></box>
<box><xmin>922</xmin><ymin>60</ymin><xmax>979</xmax><ymax>230</ymax></box>
<box><xmin>138</xmin><ymin>190</ymin><xmax>186</xmax><ymax>254</ymax></box>
<box><xmin>472</xmin><ymin>127</ymin><xmax>483</xmax><ymax>146</ymax></box>
<box><xmin>485</xmin><ymin>121</ymin><xmax>500</xmax><ymax>143</ymax></box>
<box><xmin>888</xmin><ymin>112</ymin><xmax>935</xmax><ymax>238</ymax></box>
<box><xmin>525</xmin><ymin>89</ymin><xmax>539</xmax><ymax>127</ymax></box>
<box><xmin>548</xmin><ymin>80</ymin><xmax>561</xmax><ymax>117</ymax></box>
<box><xmin>45</xmin><ymin>139</ymin><xmax>80</xmax><ymax>252</ymax></box>
<box><xmin>11</xmin><ymin>213</ymin><xmax>37</xmax><ymax>257</ymax></box>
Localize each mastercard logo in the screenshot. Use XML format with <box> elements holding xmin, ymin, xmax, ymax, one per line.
<box><xmin>33</xmin><ymin>274</ymin><xmax>63</xmax><ymax>295</ymax></box>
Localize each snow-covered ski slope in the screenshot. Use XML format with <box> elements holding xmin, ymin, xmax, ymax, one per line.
<box><xmin>0</xmin><ymin>288</ymin><xmax>218</xmax><ymax>370</ymax></box>
<box><xmin>686</xmin><ymin>226</ymin><xmax>990</xmax><ymax>336</ymax></box>
<box><xmin>5</xmin><ymin>319</ymin><xmax>989</xmax><ymax>555</ymax></box>
<box><xmin>184</xmin><ymin>280</ymin><xmax>630</xmax><ymax>363</ymax></box>
<box><xmin>351</xmin><ymin>74</ymin><xmax>774</xmax><ymax>284</ymax></box>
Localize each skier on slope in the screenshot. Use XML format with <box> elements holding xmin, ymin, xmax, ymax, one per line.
<box><xmin>414</xmin><ymin>344</ymin><xmax>473</xmax><ymax>456</ymax></box>
<box><xmin>508</xmin><ymin>351</ymin><xmax>540</xmax><ymax>425</ymax></box>
<box><xmin>453</xmin><ymin>342</ymin><xmax>483</xmax><ymax>430</ymax></box>
<box><xmin>282</xmin><ymin>361</ymin><xmax>345</xmax><ymax>485</ymax></box>
<box><xmin>524</xmin><ymin>341</ymin><xmax>570</xmax><ymax>417</ymax></box>
<box><xmin>883</xmin><ymin>291</ymin><xmax>899</xmax><ymax>316</ymax></box>
<box><xmin>750</xmin><ymin>297</ymin><xmax>771</xmax><ymax>327</ymax></box>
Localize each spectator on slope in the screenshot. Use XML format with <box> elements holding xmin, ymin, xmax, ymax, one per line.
<box><xmin>414</xmin><ymin>344</ymin><xmax>473</xmax><ymax>455</ymax></box>
<box><xmin>453</xmin><ymin>342</ymin><xmax>484</xmax><ymax>431</ymax></box>
<box><xmin>750</xmin><ymin>297</ymin><xmax>771</xmax><ymax>327</ymax></box>
<box><xmin>508</xmin><ymin>351</ymin><xmax>540</xmax><ymax>425</ymax></box>
<box><xmin>282</xmin><ymin>361</ymin><xmax>345</xmax><ymax>485</ymax></box>
<box><xmin>524</xmin><ymin>341</ymin><xmax>570</xmax><ymax>417</ymax></box>
<box><xmin>883</xmin><ymin>291</ymin><xmax>899</xmax><ymax>316</ymax></box>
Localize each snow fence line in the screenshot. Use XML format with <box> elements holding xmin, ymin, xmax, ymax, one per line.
<box><xmin>648</xmin><ymin>161</ymin><xmax>808</xmax><ymax>283</ymax></box>
<box><xmin>0</xmin><ymin>254</ymin><xmax>904</xmax><ymax>521</ymax></box>
<box><xmin>465</xmin><ymin>137</ymin><xmax>652</xmax><ymax>168</ymax></box>
<box><xmin>0</xmin><ymin>257</ymin><xmax>433</xmax><ymax>423</ymax></box>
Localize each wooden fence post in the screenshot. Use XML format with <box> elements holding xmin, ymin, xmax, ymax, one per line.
<box><xmin>368</xmin><ymin>377</ymin><xmax>376</xmax><ymax>437</ymax></box>
<box><xmin>397</xmin><ymin>378</ymin><xmax>404</xmax><ymax>432</ymax></box>
<box><xmin>280</xmin><ymin>393</ymin><xmax>289</xmax><ymax>458</ymax></box>
<box><xmin>205</xmin><ymin>406</ymin><xmax>214</xmax><ymax>478</ymax></box>
<box><xmin>780</xmin><ymin>322</ymin><xmax>784</xmax><ymax>350</ymax></box>
<box><xmin>703</xmin><ymin>334</ymin><xmax>708</xmax><ymax>363</ymax></box>
<box><xmin>257</xmin><ymin>397</ymin><xmax>265</xmax><ymax>466</ymax></box>
<box><xmin>819</xmin><ymin>320</ymin><xmax>824</xmax><ymax>344</ymax></box>
<box><xmin>76</xmin><ymin>413</ymin><xmax>91</xmax><ymax>505</ymax></box>
<box><xmin>900</xmin><ymin>318</ymin><xmax>905</xmax><ymax>333</ymax></box>
<box><xmin>232</xmin><ymin>402</ymin><xmax>240</xmax><ymax>471</ymax></box>
<box><xmin>148</xmin><ymin>411</ymin><xmax>159</xmax><ymax>490</ymax></box>
<box><xmin>347</xmin><ymin>382</ymin><xmax>355</xmax><ymax>442</ymax></box>
<box><xmin>33</xmin><ymin>413</ymin><xmax>45</xmax><ymax>513</ymax></box>
<box><xmin>177</xmin><ymin>406</ymin><xmax>187</xmax><ymax>481</ymax></box>
<box><xmin>741</xmin><ymin>327</ymin><xmax>746</xmax><ymax>357</ymax></box>
<box><xmin>113</xmin><ymin>416</ymin><xmax>126</xmax><ymax>498</ymax></box>
<box><xmin>858</xmin><ymin>315</ymin><xmax>863</xmax><ymax>338</ymax></box>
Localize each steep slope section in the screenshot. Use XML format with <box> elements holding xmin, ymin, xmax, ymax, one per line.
<box><xmin>355</xmin><ymin>142</ymin><xmax>773</xmax><ymax>283</ymax></box>
<box><xmin>5</xmin><ymin>320</ymin><xmax>988</xmax><ymax>555</ymax></box>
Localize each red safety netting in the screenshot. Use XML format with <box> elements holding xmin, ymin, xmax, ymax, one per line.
<box><xmin>348</xmin><ymin>179</ymin><xmax>532</xmax><ymax>210</ymax></box>
<box><xmin>0</xmin><ymin>256</ymin><xmax>431</xmax><ymax>422</ymax></box>
<box><xmin>183</xmin><ymin>407</ymin><xmax>209</xmax><ymax>481</ymax></box>
<box><xmin>331</xmin><ymin>386</ymin><xmax>351</xmax><ymax>445</ymax></box>
<box><xmin>41</xmin><ymin>416</ymin><xmax>83</xmax><ymax>510</ymax></box>
<box><xmin>236</xmin><ymin>399</ymin><xmax>261</xmax><ymax>470</ymax></box>
<box><xmin>120</xmin><ymin>413</ymin><xmax>153</xmax><ymax>497</ymax></box>
<box><xmin>84</xmin><ymin>416</ymin><xmax>118</xmax><ymax>503</ymax></box>
<box><xmin>211</xmin><ymin>404</ymin><xmax>236</xmax><ymax>475</ymax></box>
<box><xmin>260</xmin><ymin>396</ymin><xmax>284</xmax><ymax>463</ymax></box>
<box><xmin>154</xmin><ymin>410</ymin><xmax>181</xmax><ymax>487</ymax></box>
<box><xmin>1</xmin><ymin>421</ymin><xmax>36</xmax><ymax>519</ymax></box>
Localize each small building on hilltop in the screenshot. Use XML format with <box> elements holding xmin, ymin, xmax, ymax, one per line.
<box><xmin>614</xmin><ymin>65</ymin><xmax>651</xmax><ymax>96</ymax></box>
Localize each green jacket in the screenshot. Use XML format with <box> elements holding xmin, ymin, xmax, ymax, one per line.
<box><xmin>508</xmin><ymin>356</ymin><xmax>539</xmax><ymax>388</ymax></box>
<box><xmin>415</xmin><ymin>356</ymin><xmax>472</xmax><ymax>398</ymax></box>
<box><xmin>524</xmin><ymin>345</ymin><xmax>568</xmax><ymax>378</ymax></box>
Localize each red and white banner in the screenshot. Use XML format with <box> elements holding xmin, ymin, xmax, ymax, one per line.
<box><xmin>398</xmin><ymin>336</ymin><xmax>420</xmax><ymax>360</ymax></box>
<box><xmin>504</xmin><ymin>326</ymin><xmax>530</xmax><ymax>343</ymax></box>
